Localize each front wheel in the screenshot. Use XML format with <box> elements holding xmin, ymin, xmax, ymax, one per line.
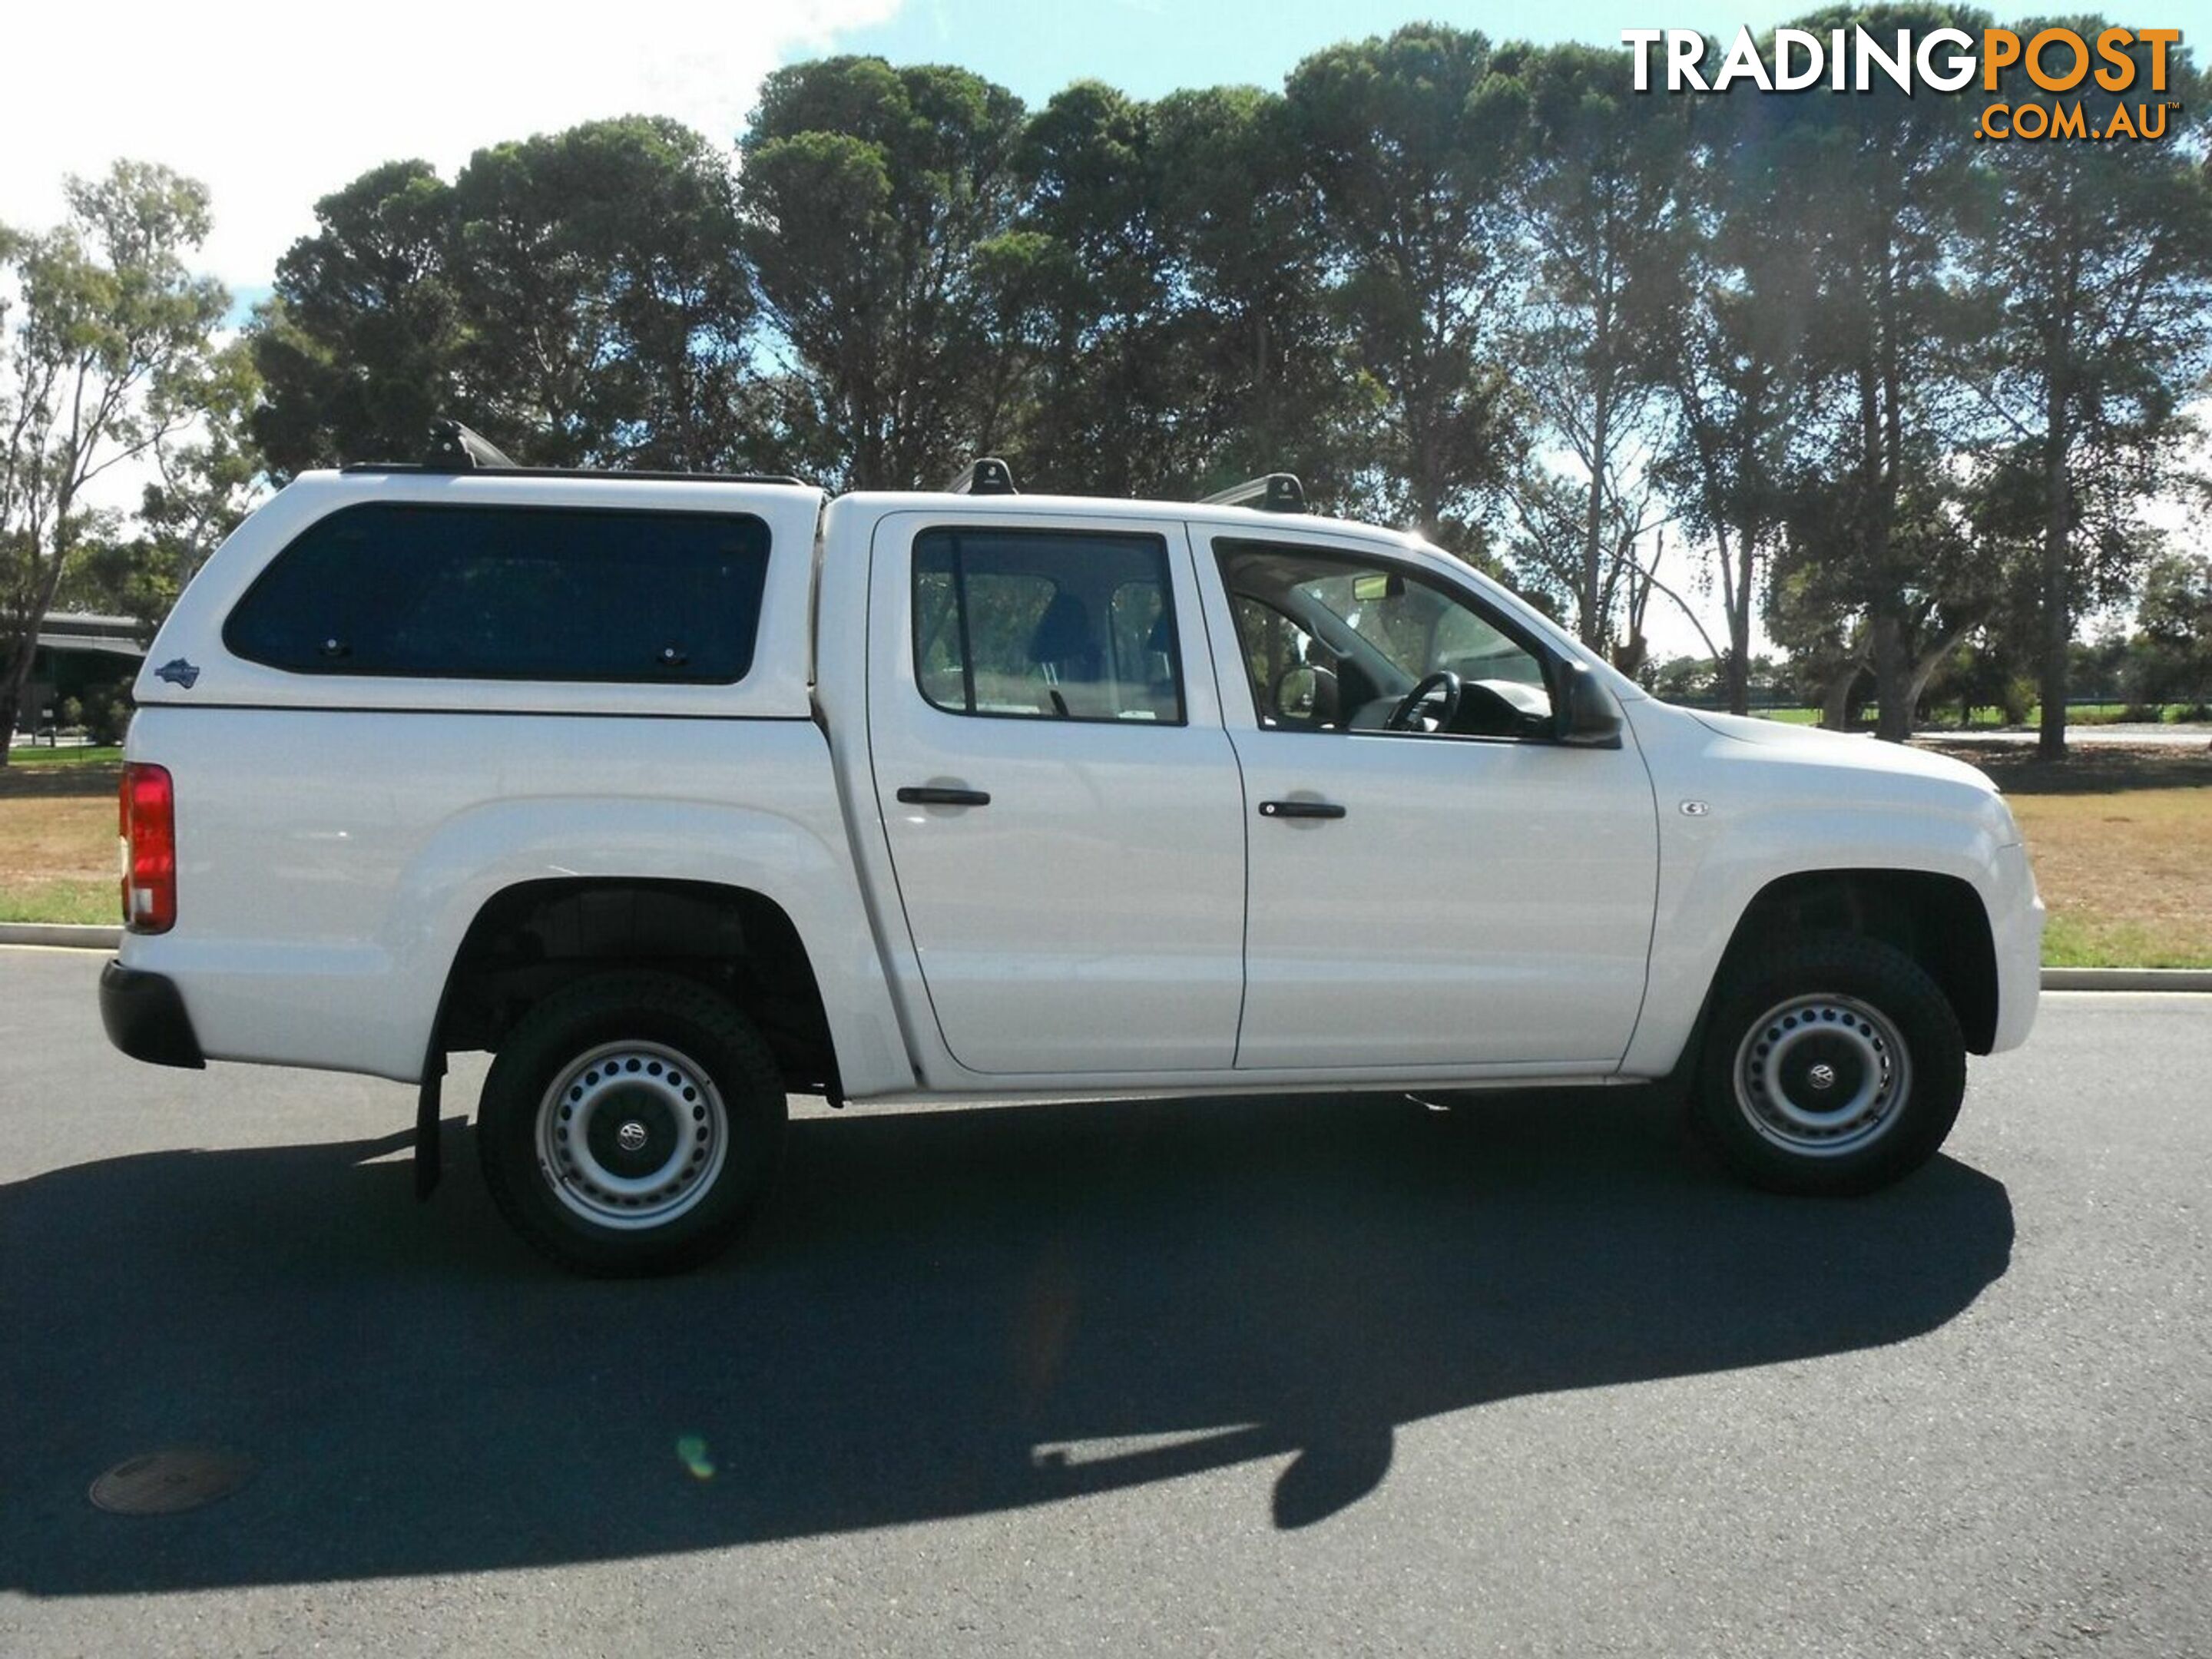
<box><xmin>1692</xmin><ymin>935</ymin><xmax>1965</xmax><ymax>1196</ymax></box>
<box><xmin>477</xmin><ymin>972</ymin><xmax>786</xmax><ymax>1275</ymax></box>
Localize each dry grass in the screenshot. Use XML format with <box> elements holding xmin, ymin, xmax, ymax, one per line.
<box><xmin>2009</xmin><ymin>790</ymin><xmax>2212</xmax><ymax>968</ymax></box>
<box><xmin>0</xmin><ymin>794</ymin><xmax>115</xmax><ymax>926</ymax></box>
<box><xmin>0</xmin><ymin>795</ymin><xmax>111</xmax><ymax>886</ymax></box>
<box><xmin>3</xmin><ymin>770</ymin><xmax>2207</xmax><ymax>965</ymax></box>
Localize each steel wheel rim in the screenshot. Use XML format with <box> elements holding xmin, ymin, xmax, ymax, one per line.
<box><xmin>535</xmin><ymin>1039</ymin><xmax>728</xmax><ymax>1230</ymax></box>
<box><xmin>1731</xmin><ymin>993</ymin><xmax>1912</xmax><ymax>1157</ymax></box>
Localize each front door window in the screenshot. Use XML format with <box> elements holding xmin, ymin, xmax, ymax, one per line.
<box><xmin>1217</xmin><ymin>541</ymin><xmax>1555</xmax><ymax>740</ymax></box>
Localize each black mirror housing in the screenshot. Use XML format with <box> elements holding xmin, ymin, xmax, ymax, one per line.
<box><xmin>1555</xmin><ymin>660</ymin><xmax>1624</xmax><ymax>748</ymax></box>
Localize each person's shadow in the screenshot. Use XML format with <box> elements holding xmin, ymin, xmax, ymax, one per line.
<box><xmin>0</xmin><ymin>1086</ymin><xmax>2012</xmax><ymax>1594</ymax></box>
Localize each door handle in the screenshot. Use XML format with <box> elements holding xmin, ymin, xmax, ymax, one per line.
<box><xmin>897</xmin><ymin>786</ymin><xmax>992</xmax><ymax>807</ymax></box>
<box><xmin>1258</xmin><ymin>800</ymin><xmax>1346</xmax><ymax>820</ymax></box>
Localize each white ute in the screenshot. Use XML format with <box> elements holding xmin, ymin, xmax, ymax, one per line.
<box><xmin>102</xmin><ymin>426</ymin><xmax>2043</xmax><ymax>1273</ymax></box>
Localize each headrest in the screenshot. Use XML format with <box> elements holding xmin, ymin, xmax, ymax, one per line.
<box><xmin>1028</xmin><ymin>591</ymin><xmax>1093</xmax><ymax>664</ymax></box>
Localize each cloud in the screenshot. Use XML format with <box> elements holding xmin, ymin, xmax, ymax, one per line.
<box><xmin>0</xmin><ymin>0</ymin><xmax>902</xmax><ymax>297</ymax></box>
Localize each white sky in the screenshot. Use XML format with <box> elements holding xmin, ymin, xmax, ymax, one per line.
<box><xmin>0</xmin><ymin>0</ymin><xmax>902</xmax><ymax>298</ymax></box>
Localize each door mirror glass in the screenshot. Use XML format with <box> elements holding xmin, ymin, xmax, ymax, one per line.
<box><xmin>1270</xmin><ymin>662</ymin><xmax>1339</xmax><ymax>728</ymax></box>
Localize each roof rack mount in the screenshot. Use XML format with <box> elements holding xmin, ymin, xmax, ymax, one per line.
<box><xmin>1202</xmin><ymin>473</ymin><xmax>1306</xmax><ymax>514</ymax></box>
<box><xmin>948</xmin><ymin>457</ymin><xmax>1018</xmax><ymax>496</ymax></box>
<box><xmin>422</xmin><ymin>419</ymin><xmax>516</xmax><ymax>472</ymax></box>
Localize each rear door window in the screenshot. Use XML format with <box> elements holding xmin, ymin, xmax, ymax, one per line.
<box><xmin>912</xmin><ymin>528</ymin><xmax>1184</xmax><ymax>724</ymax></box>
<box><xmin>223</xmin><ymin>502</ymin><xmax>772</xmax><ymax>683</ymax></box>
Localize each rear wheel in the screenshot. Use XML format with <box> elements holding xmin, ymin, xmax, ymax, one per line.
<box><xmin>1693</xmin><ymin>934</ymin><xmax>1965</xmax><ymax>1196</ymax></box>
<box><xmin>477</xmin><ymin>972</ymin><xmax>786</xmax><ymax>1275</ymax></box>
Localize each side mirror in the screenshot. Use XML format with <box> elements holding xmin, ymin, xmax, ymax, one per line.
<box><xmin>1554</xmin><ymin>661</ymin><xmax>1624</xmax><ymax>749</ymax></box>
<box><xmin>1270</xmin><ymin>662</ymin><xmax>1341</xmax><ymax>728</ymax></box>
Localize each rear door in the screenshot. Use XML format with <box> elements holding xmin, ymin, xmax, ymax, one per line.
<box><xmin>864</xmin><ymin>512</ymin><xmax>1247</xmax><ymax>1075</ymax></box>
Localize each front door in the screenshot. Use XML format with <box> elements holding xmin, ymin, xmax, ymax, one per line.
<box><xmin>1200</xmin><ymin>532</ymin><xmax>1659</xmax><ymax>1071</ymax></box>
<box><xmin>866</xmin><ymin>512</ymin><xmax>1247</xmax><ymax>1075</ymax></box>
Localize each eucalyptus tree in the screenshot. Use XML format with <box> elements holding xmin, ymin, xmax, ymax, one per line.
<box><xmin>1646</xmin><ymin>90</ymin><xmax>1818</xmax><ymax>715</ymax></box>
<box><xmin>1499</xmin><ymin>41</ymin><xmax>1692</xmax><ymax>650</ymax></box>
<box><xmin>991</xmin><ymin>80</ymin><xmax>1184</xmax><ymax>495</ymax></box>
<box><xmin>255</xmin><ymin>120</ymin><xmax>759</xmax><ymax>477</ymax></box>
<box><xmin>1759</xmin><ymin>3</ymin><xmax>1995</xmax><ymax>740</ymax></box>
<box><xmin>1286</xmin><ymin>24</ymin><xmax>1529</xmax><ymax>549</ymax></box>
<box><xmin>740</xmin><ymin>57</ymin><xmax>1028</xmax><ymax>490</ymax></box>
<box><xmin>2132</xmin><ymin>550</ymin><xmax>2212</xmax><ymax>707</ymax></box>
<box><xmin>64</xmin><ymin>336</ymin><xmax>263</xmax><ymax>631</ymax></box>
<box><xmin>0</xmin><ymin>163</ymin><xmax>230</xmax><ymax>758</ymax></box>
<box><xmin>1148</xmin><ymin>84</ymin><xmax>1352</xmax><ymax>498</ymax></box>
<box><xmin>250</xmin><ymin>159</ymin><xmax>465</xmax><ymax>478</ymax></box>
<box><xmin>1966</xmin><ymin>22</ymin><xmax>2212</xmax><ymax>757</ymax></box>
<box><xmin>446</xmin><ymin>117</ymin><xmax>757</xmax><ymax>471</ymax></box>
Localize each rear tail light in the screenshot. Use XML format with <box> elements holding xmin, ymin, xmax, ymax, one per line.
<box><xmin>119</xmin><ymin>763</ymin><xmax>177</xmax><ymax>934</ymax></box>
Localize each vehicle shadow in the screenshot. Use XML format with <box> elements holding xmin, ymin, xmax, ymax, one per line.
<box><xmin>0</xmin><ymin>1086</ymin><xmax>2012</xmax><ymax>1594</ymax></box>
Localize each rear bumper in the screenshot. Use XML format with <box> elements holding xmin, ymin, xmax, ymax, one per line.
<box><xmin>99</xmin><ymin>960</ymin><xmax>206</xmax><ymax>1069</ymax></box>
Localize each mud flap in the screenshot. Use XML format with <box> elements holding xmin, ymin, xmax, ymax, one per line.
<box><xmin>414</xmin><ymin>1052</ymin><xmax>445</xmax><ymax>1200</ymax></box>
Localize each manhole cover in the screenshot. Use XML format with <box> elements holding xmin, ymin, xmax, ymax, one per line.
<box><xmin>89</xmin><ymin>1448</ymin><xmax>256</xmax><ymax>1515</ymax></box>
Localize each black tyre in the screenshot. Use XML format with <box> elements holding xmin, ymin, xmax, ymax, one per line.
<box><xmin>476</xmin><ymin>971</ymin><xmax>786</xmax><ymax>1275</ymax></box>
<box><xmin>1691</xmin><ymin>933</ymin><xmax>1965</xmax><ymax>1196</ymax></box>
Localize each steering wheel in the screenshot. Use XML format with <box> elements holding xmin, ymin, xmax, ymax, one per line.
<box><xmin>1386</xmin><ymin>669</ymin><xmax>1463</xmax><ymax>733</ymax></box>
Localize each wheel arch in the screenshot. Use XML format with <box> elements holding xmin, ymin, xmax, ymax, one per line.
<box><xmin>434</xmin><ymin>876</ymin><xmax>842</xmax><ymax>1097</ymax></box>
<box><xmin>1714</xmin><ymin>868</ymin><xmax>1999</xmax><ymax>1055</ymax></box>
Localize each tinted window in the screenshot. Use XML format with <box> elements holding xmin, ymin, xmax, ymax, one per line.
<box><xmin>913</xmin><ymin>528</ymin><xmax>1184</xmax><ymax>724</ymax></box>
<box><xmin>1217</xmin><ymin>541</ymin><xmax>1555</xmax><ymax>738</ymax></box>
<box><xmin>224</xmin><ymin>503</ymin><xmax>772</xmax><ymax>683</ymax></box>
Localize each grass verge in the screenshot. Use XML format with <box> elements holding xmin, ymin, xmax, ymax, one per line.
<box><xmin>0</xmin><ymin>880</ymin><xmax>114</xmax><ymax>927</ymax></box>
<box><xmin>3</xmin><ymin>745</ymin><xmax>123</xmax><ymax>767</ymax></box>
<box><xmin>2007</xmin><ymin>787</ymin><xmax>2212</xmax><ymax>968</ymax></box>
<box><xmin>2</xmin><ymin>796</ymin><xmax>115</xmax><ymax>929</ymax></box>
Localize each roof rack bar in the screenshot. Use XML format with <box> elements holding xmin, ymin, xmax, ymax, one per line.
<box><xmin>340</xmin><ymin>462</ymin><xmax>813</xmax><ymax>486</ymax></box>
<box><xmin>1201</xmin><ymin>473</ymin><xmax>1306</xmax><ymax>513</ymax></box>
<box><xmin>340</xmin><ymin>419</ymin><xmax>812</xmax><ymax>485</ymax></box>
<box><xmin>422</xmin><ymin>418</ymin><xmax>517</xmax><ymax>472</ymax></box>
<box><xmin>947</xmin><ymin>457</ymin><xmax>1018</xmax><ymax>497</ymax></box>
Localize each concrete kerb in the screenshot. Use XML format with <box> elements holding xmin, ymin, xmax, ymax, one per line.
<box><xmin>4</xmin><ymin>921</ymin><xmax>2209</xmax><ymax>992</ymax></box>
<box><xmin>1</xmin><ymin>923</ymin><xmax>121</xmax><ymax>950</ymax></box>
<box><xmin>2038</xmin><ymin>967</ymin><xmax>2212</xmax><ymax>993</ymax></box>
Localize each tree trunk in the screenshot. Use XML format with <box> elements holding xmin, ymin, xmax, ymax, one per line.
<box><xmin>1723</xmin><ymin>650</ymin><xmax>1748</xmax><ymax>717</ymax></box>
<box><xmin>1821</xmin><ymin>661</ymin><xmax>1859</xmax><ymax>731</ymax></box>
<box><xmin>2037</xmin><ymin>362</ymin><xmax>2071</xmax><ymax>761</ymax></box>
<box><xmin>1581</xmin><ymin>392</ymin><xmax>1609</xmax><ymax>650</ymax></box>
<box><xmin>1716</xmin><ymin>519</ymin><xmax>1751</xmax><ymax>717</ymax></box>
<box><xmin>1724</xmin><ymin>519</ymin><xmax>1755</xmax><ymax>717</ymax></box>
<box><xmin>0</xmin><ymin>637</ymin><xmax>41</xmax><ymax>767</ymax></box>
<box><xmin>1904</xmin><ymin>621</ymin><xmax>1981</xmax><ymax>722</ymax></box>
<box><xmin>1870</xmin><ymin>604</ymin><xmax>1913</xmax><ymax>742</ymax></box>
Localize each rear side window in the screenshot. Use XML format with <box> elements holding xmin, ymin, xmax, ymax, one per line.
<box><xmin>912</xmin><ymin>527</ymin><xmax>1184</xmax><ymax>724</ymax></box>
<box><xmin>224</xmin><ymin>503</ymin><xmax>772</xmax><ymax>683</ymax></box>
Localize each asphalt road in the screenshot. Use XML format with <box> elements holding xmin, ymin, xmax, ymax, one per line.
<box><xmin>2</xmin><ymin>949</ymin><xmax>2207</xmax><ymax>1657</ymax></box>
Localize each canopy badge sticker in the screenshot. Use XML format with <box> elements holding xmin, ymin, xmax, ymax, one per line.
<box><xmin>1624</xmin><ymin>26</ymin><xmax>2185</xmax><ymax>141</ymax></box>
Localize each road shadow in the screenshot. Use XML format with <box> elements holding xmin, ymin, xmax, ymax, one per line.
<box><xmin>1</xmin><ymin>1086</ymin><xmax>2012</xmax><ymax>1594</ymax></box>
